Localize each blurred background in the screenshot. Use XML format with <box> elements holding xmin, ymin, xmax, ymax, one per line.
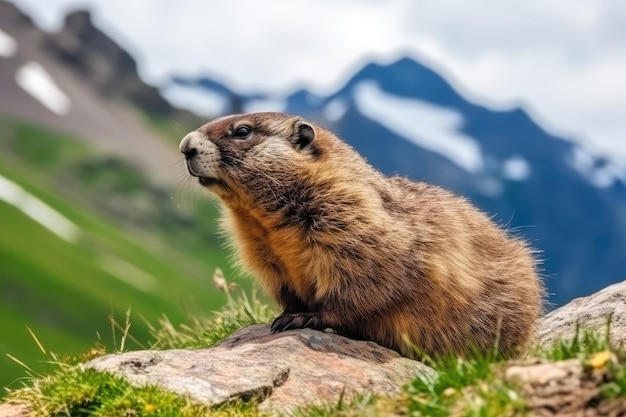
<box><xmin>1</xmin><ymin>0</ymin><xmax>625</xmax><ymax>394</ymax></box>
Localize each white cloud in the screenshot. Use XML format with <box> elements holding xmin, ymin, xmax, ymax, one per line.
<box><xmin>11</xmin><ymin>0</ymin><xmax>626</xmax><ymax>161</ymax></box>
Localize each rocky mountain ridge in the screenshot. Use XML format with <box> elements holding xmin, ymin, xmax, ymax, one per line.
<box><xmin>0</xmin><ymin>0</ymin><xmax>199</xmax><ymax>183</ymax></box>
<box><xmin>44</xmin><ymin>9</ymin><xmax>178</xmax><ymax>119</ymax></box>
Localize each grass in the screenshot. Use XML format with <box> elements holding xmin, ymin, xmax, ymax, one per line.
<box><xmin>5</xmin><ymin>277</ymin><xmax>275</xmax><ymax>417</ymax></box>
<box><xmin>12</xmin><ymin>367</ymin><xmax>208</xmax><ymax>416</ymax></box>
<box><xmin>400</xmin><ymin>324</ymin><xmax>625</xmax><ymax>417</ymax></box>
<box><xmin>148</xmin><ymin>269</ymin><xmax>278</xmax><ymax>350</ymax></box>
<box><xmin>404</xmin><ymin>356</ymin><xmax>522</xmax><ymax>417</ymax></box>
<box><xmin>5</xmin><ymin>279</ymin><xmax>626</xmax><ymax>417</ymax></box>
<box><xmin>0</xmin><ymin>117</ymin><xmax>237</xmax><ymax>393</ymax></box>
<box><xmin>539</xmin><ymin>320</ymin><xmax>613</xmax><ymax>362</ymax></box>
<box><xmin>13</xmin><ymin>366</ymin><xmax>267</xmax><ymax>417</ymax></box>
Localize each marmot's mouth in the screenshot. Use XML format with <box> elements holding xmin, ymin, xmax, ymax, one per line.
<box><xmin>184</xmin><ymin>161</ymin><xmax>220</xmax><ymax>187</ymax></box>
<box><xmin>198</xmin><ymin>176</ymin><xmax>220</xmax><ymax>187</ymax></box>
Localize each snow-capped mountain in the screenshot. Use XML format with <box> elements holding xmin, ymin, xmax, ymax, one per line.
<box><xmin>166</xmin><ymin>58</ymin><xmax>626</xmax><ymax>307</ymax></box>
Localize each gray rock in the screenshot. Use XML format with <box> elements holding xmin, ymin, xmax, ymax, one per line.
<box><xmin>87</xmin><ymin>324</ymin><xmax>434</xmax><ymax>413</ymax></box>
<box><xmin>538</xmin><ymin>280</ymin><xmax>626</xmax><ymax>348</ymax></box>
<box><xmin>504</xmin><ymin>358</ymin><xmax>626</xmax><ymax>416</ymax></box>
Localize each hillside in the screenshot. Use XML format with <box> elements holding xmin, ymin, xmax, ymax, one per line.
<box><xmin>0</xmin><ymin>117</ymin><xmax>237</xmax><ymax>394</ymax></box>
<box><xmin>0</xmin><ymin>1</ymin><xmax>231</xmax><ymax>394</ymax></box>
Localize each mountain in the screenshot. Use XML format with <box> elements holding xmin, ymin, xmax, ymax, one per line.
<box><xmin>2</xmin><ymin>0</ymin><xmax>624</xmax><ymax>307</ymax></box>
<box><xmin>167</xmin><ymin>59</ymin><xmax>626</xmax><ymax>307</ymax></box>
<box><xmin>0</xmin><ymin>1</ymin><xmax>228</xmax><ymax>394</ymax></box>
<box><xmin>0</xmin><ymin>0</ymin><xmax>201</xmax><ymax>184</ymax></box>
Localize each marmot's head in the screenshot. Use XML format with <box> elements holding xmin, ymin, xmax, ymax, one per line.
<box><xmin>179</xmin><ymin>112</ymin><xmax>318</xmax><ymax>202</ymax></box>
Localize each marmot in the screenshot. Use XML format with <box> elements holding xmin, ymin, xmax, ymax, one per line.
<box><xmin>180</xmin><ymin>112</ymin><xmax>543</xmax><ymax>359</ymax></box>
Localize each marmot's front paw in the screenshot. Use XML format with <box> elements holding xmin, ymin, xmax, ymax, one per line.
<box><xmin>270</xmin><ymin>312</ymin><xmax>320</xmax><ymax>333</ymax></box>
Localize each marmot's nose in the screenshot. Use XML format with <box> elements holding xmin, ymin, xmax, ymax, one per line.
<box><xmin>180</xmin><ymin>132</ymin><xmax>199</xmax><ymax>160</ymax></box>
<box><xmin>182</xmin><ymin>147</ymin><xmax>198</xmax><ymax>160</ymax></box>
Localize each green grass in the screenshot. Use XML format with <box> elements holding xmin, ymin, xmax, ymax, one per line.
<box><xmin>148</xmin><ymin>270</ymin><xmax>277</xmax><ymax>350</ymax></box>
<box><xmin>5</xmin><ymin>282</ymin><xmax>274</xmax><ymax>417</ymax></box>
<box><xmin>6</xmin><ymin>287</ymin><xmax>626</xmax><ymax>417</ymax></box>
<box><xmin>0</xmin><ymin>117</ymin><xmax>239</xmax><ymax>394</ymax></box>
<box><xmin>404</xmin><ymin>357</ymin><xmax>525</xmax><ymax>417</ymax></box>
<box><xmin>402</xmin><ymin>327</ymin><xmax>623</xmax><ymax>417</ymax></box>
<box><xmin>539</xmin><ymin>320</ymin><xmax>613</xmax><ymax>362</ymax></box>
<box><xmin>12</xmin><ymin>366</ymin><xmax>210</xmax><ymax>416</ymax></box>
<box><xmin>12</xmin><ymin>365</ymin><xmax>267</xmax><ymax>417</ymax></box>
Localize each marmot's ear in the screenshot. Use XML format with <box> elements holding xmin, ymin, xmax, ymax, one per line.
<box><xmin>292</xmin><ymin>121</ymin><xmax>315</xmax><ymax>151</ymax></box>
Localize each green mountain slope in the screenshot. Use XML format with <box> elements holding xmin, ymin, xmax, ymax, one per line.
<box><xmin>0</xmin><ymin>117</ymin><xmax>236</xmax><ymax>393</ymax></box>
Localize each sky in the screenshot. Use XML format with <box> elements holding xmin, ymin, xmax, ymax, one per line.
<box><xmin>11</xmin><ymin>0</ymin><xmax>626</xmax><ymax>162</ymax></box>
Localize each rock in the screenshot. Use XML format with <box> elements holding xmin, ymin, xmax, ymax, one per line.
<box><xmin>538</xmin><ymin>280</ymin><xmax>626</xmax><ymax>348</ymax></box>
<box><xmin>87</xmin><ymin>324</ymin><xmax>434</xmax><ymax>413</ymax></box>
<box><xmin>0</xmin><ymin>402</ymin><xmax>31</xmax><ymax>417</ymax></box>
<box><xmin>504</xmin><ymin>359</ymin><xmax>626</xmax><ymax>416</ymax></box>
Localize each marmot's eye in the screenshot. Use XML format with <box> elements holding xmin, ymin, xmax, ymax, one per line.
<box><xmin>233</xmin><ymin>125</ymin><xmax>251</xmax><ymax>138</ymax></box>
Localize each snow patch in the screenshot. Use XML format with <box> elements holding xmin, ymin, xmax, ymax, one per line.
<box><xmin>0</xmin><ymin>174</ymin><xmax>80</xmax><ymax>242</ymax></box>
<box><xmin>15</xmin><ymin>61</ymin><xmax>70</xmax><ymax>115</ymax></box>
<box><xmin>354</xmin><ymin>81</ymin><xmax>483</xmax><ymax>173</ymax></box>
<box><xmin>323</xmin><ymin>98</ymin><xmax>348</xmax><ymax>121</ymax></box>
<box><xmin>569</xmin><ymin>147</ymin><xmax>626</xmax><ymax>188</ymax></box>
<box><xmin>243</xmin><ymin>99</ymin><xmax>286</xmax><ymax>113</ymax></box>
<box><xmin>161</xmin><ymin>83</ymin><xmax>228</xmax><ymax>117</ymax></box>
<box><xmin>0</xmin><ymin>28</ymin><xmax>17</xmax><ymax>57</ymax></box>
<box><xmin>502</xmin><ymin>156</ymin><xmax>531</xmax><ymax>181</ymax></box>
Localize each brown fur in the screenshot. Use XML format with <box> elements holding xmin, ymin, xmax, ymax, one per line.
<box><xmin>180</xmin><ymin>112</ymin><xmax>543</xmax><ymax>359</ymax></box>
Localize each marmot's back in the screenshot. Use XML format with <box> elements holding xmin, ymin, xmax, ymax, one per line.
<box><xmin>180</xmin><ymin>112</ymin><xmax>543</xmax><ymax>358</ymax></box>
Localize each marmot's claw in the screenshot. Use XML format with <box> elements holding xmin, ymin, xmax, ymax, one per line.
<box><xmin>271</xmin><ymin>313</ymin><xmax>319</xmax><ymax>332</ymax></box>
<box><xmin>270</xmin><ymin>314</ymin><xmax>289</xmax><ymax>332</ymax></box>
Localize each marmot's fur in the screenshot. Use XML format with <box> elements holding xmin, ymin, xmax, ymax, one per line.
<box><xmin>180</xmin><ymin>112</ymin><xmax>543</xmax><ymax>359</ymax></box>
